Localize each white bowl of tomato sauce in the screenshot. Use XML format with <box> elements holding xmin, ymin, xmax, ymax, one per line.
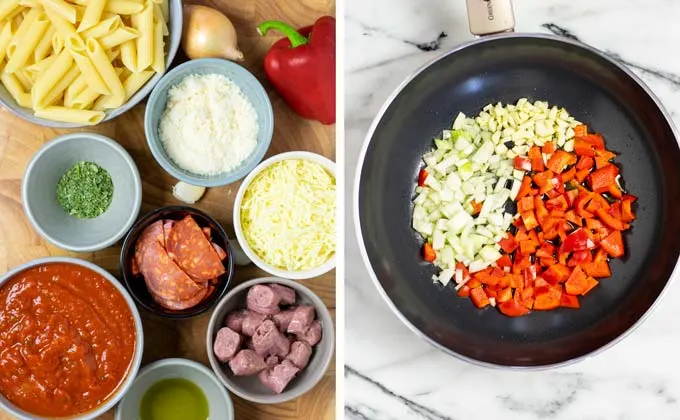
<box><xmin>0</xmin><ymin>257</ymin><xmax>144</xmax><ymax>420</ymax></box>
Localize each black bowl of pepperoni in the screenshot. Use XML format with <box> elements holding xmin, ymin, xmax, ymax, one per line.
<box><xmin>120</xmin><ymin>205</ymin><xmax>235</xmax><ymax>318</ymax></box>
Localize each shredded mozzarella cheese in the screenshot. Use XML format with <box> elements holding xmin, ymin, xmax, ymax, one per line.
<box><xmin>240</xmin><ymin>159</ymin><xmax>336</xmax><ymax>271</ymax></box>
<box><xmin>159</xmin><ymin>74</ymin><xmax>259</xmax><ymax>175</ymax></box>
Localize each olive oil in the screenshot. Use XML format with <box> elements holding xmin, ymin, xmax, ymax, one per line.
<box><xmin>139</xmin><ymin>378</ymin><xmax>209</xmax><ymax>420</ymax></box>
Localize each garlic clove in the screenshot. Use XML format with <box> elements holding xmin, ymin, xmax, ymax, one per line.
<box><xmin>172</xmin><ymin>181</ymin><xmax>206</xmax><ymax>204</ymax></box>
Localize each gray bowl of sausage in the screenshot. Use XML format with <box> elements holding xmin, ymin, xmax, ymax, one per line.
<box><xmin>206</xmin><ymin>277</ymin><xmax>334</xmax><ymax>404</ymax></box>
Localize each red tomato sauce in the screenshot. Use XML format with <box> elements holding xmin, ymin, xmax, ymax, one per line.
<box><xmin>0</xmin><ymin>263</ymin><xmax>137</xmax><ymax>417</ymax></box>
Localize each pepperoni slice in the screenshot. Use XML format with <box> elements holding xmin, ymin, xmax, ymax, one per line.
<box><xmin>166</xmin><ymin>216</ymin><xmax>226</xmax><ymax>281</ymax></box>
<box><xmin>213</xmin><ymin>243</ymin><xmax>227</xmax><ymax>260</ymax></box>
<box><xmin>138</xmin><ymin>240</ymin><xmax>206</xmax><ymax>302</ymax></box>
<box><xmin>152</xmin><ymin>286</ymin><xmax>214</xmax><ymax>311</ymax></box>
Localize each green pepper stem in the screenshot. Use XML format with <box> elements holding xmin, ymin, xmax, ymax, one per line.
<box><xmin>257</xmin><ymin>20</ymin><xmax>309</xmax><ymax>48</ymax></box>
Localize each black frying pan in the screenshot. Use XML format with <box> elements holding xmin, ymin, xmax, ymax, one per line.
<box><xmin>354</xmin><ymin>0</ymin><xmax>680</xmax><ymax>368</ymax></box>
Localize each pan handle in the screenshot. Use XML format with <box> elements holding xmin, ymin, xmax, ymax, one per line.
<box><xmin>466</xmin><ymin>0</ymin><xmax>515</xmax><ymax>36</ymax></box>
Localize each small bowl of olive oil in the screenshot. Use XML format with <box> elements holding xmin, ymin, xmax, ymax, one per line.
<box><xmin>115</xmin><ymin>358</ymin><xmax>234</xmax><ymax>420</ymax></box>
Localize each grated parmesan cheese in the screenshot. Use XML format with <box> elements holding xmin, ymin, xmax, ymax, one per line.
<box><xmin>159</xmin><ymin>73</ymin><xmax>259</xmax><ymax>176</ymax></box>
<box><xmin>240</xmin><ymin>159</ymin><xmax>336</xmax><ymax>271</ymax></box>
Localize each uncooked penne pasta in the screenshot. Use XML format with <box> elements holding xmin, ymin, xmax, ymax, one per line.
<box><xmin>99</xmin><ymin>26</ymin><xmax>138</xmax><ymax>50</ymax></box>
<box><xmin>106</xmin><ymin>0</ymin><xmax>144</xmax><ymax>15</ymax></box>
<box><xmin>34</xmin><ymin>106</ymin><xmax>105</xmax><ymax>125</ymax></box>
<box><xmin>7</xmin><ymin>6</ymin><xmax>40</xmax><ymax>59</ymax></box>
<box><xmin>133</xmin><ymin>1</ymin><xmax>153</xmax><ymax>70</ymax></box>
<box><xmin>64</xmin><ymin>73</ymin><xmax>88</xmax><ymax>106</ymax></box>
<box><xmin>0</xmin><ymin>0</ymin><xmax>20</xmax><ymax>23</ymax></box>
<box><xmin>1</xmin><ymin>72</ymin><xmax>31</xmax><ymax>107</ymax></box>
<box><xmin>0</xmin><ymin>21</ymin><xmax>14</xmax><ymax>64</ymax></box>
<box><xmin>81</xmin><ymin>15</ymin><xmax>122</xmax><ymax>39</ymax></box>
<box><xmin>66</xmin><ymin>34</ymin><xmax>110</xmax><ymax>95</ymax></box>
<box><xmin>97</xmin><ymin>68</ymin><xmax>152</xmax><ymax>109</ymax></box>
<box><xmin>32</xmin><ymin>49</ymin><xmax>73</xmax><ymax>108</ymax></box>
<box><xmin>39</xmin><ymin>0</ymin><xmax>77</xmax><ymax>24</ymax></box>
<box><xmin>77</xmin><ymin>0</ymin><xmax>106</xmax><ymax>32</ymax></box>
<box><xmin>153</xmin><ymin>4</ymin><xmax>167</xmax><ymax>36</ymax></box>
<box><xmin>106</xmin><ymin>47</ymin><xmax>120</xmax><ymax>61</ymax></box>
<box><xmin>160</xmin><ymin>0</ymin><xmax>168</xmax><ymax>22</ymax></box>
<box><xmin>41</xmin><ymin>64</ymin><xmax>79</xmax><ymax>106</ymax></box>
<box><xmin>52</xmin><ymin>32</ymin><xmax>65</xmax><ymax>54</ymax></box>
<box><xmin>73</xmin><ymin>67</ymin><xmax>123</xmax><ymax>109</ymax></box>
<box><xmin>34</xmin><ymin>25</ymin><xmax>56</xmax><ymax>61</ymax></box>
<box><xmin>14</xmin><ymin>70</ymin><xmax>32</xmax><ymax>90</ymax></box>
<box><xmin>44</xmin><ymin>5</ymin><xmax>76</xmax><ymax>37</ymax></box>
<box><xmin>24</xmin><ymin>55</ymin><xmax>57</xmax><ymax>81</ymax></box>
<box><xmin>19</xmin><ymin>0</ymin><xmax>39</xmax><ymax>6</ymax></box>
<box><xmin>120</xmin><ymin>39</ymin><xmax>136</xmax><ymax>72</ymax></box>
<box><xmin>151</xmin><ymin>11</ymin><xmax>163</xmax><ymax>72</ymax></box>
<box><xmin>86</xmin><ymin>38</ymin><xmax>124</xmax><ymax>107</ymax></box>
<box><xmin>5</xmin><ymin>12</ymin><xmax>49</xmax><ymax>74</ymax></box>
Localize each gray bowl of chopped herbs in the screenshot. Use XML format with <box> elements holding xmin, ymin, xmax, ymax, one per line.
<box><xmin>22</xmin><ymin>133</ymin><xmax>142</xmax><ymax>253</ymax></box>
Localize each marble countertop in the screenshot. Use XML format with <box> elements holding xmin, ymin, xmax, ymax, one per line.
<box><xmin>344</xmin><ymin>0</ymin><xmax>680</xmax><ymax>419</ymax></box>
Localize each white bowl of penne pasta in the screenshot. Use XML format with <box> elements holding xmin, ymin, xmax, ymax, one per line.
<box><xmin>0</xmin><ymin>0</ymin><xmax>183</xmax><ymax>128</ymax></box>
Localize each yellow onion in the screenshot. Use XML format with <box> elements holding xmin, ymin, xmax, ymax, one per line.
<box><xmin>181</xmin><ymin>5</ymin><xmax>244</xmax><ymax>61</ymax></box>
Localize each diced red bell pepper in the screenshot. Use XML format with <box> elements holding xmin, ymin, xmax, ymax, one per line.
<box><xmin>574</xmin><ymin>138</ymin><xmax>596</xmax><ymax>157</ymax></box>
<box><xmin>565</xmin><ymin>210</ymin><xmax>582</xmax><ymax>227</ymax></box>
<box><xmin>513</xmin><ymin>254</ymin><xmax>532</xmax><ymax>276</ymax></box>
<box><xmin>496</xmin><ymin>287</ymin><xmax>513</xmax><ymax>303</ymax></box>
<box><xmin>533</xmin><ymin>285</ymin><xmax>563</xmax><ymax>310</ymax></box>
<box><xmin>546</xmin><ymin>150</ymin><xmax>576</xmax><ymax>174</ymax></box>
<box><xmin>471</xmin><ymin>200</ymin><xmax>484</xmax><ymax>215</ymax></box>
<box><xmin>551</xmin><ymin>175</ymin><xmax>565</xmax><ymax>194</ymax></box>
<box><xmin>607</xmin><ymin>202</ymin><xmax>622</xmax><ymax>220</ymax></box>
<box><xmin>418</xmin><ymin>169</ymin><xmax>428</xmax><ymax>187</ymax></box>
<box><xmin>516</xmin><ymin>176</ymin><xmax>533</xmax><ymax>200</ymax></box>
<box><xmin>529</xmin><ymin>146</ymin><xmax>544</xmax><ymax>172</ymax></box>
<box><xmin>546</xmin><ymin>195</ymin><xmax>569</xmax><ymax>211</ymax></box>
<box><xmin>562</xmin><ymin>167</ymin><xmax>576</xmax><ymax>182</ymax></box>
<box><xmin>581</xmin><ymin>277</ymin><xmax>600</xmax><ymax>295</ymax></box>
<box><xmin>568</xmin><ymin>250</ymin><xmax>592</xmax><ymax>267</ymax></box>
<box><xmin>576</xmin><ymin>155</ymin><xmax>595</xmax><ymax>171</ymax></box>
<box><xmin>596</xmin><ymin>208</ymin><xmax>628</xmax><ymax>231</ymax></box>
<box><xmin>575</xmin><ymin>168</ymin><xmax>591</xmax><ymax>183</ymax></box>
<box><xmin>620</xmin><ymin>195</ymin><xmax>637</xmax><ymax>222</ymax></box>
<box><xmin>588</xmin><ymin>164</ymin><xmax>619</xmax><ymax>193</ymax></box>
<box><xmin>575</xmin><ymin>192</ymin><xmax>594</xmax><ymax>219</ymax></box>
<box><xmin>560</xmin><ymin>293</ymin><xmax>580</xmax><ymax>309</ymax></box>
<box><xmin>467</xmin><ymin>278</ymin><xmax>482</xmax><ymax>289</ymax></box>
<box><xmin>521</xmin><ymin>211</ymin><xmax>539</xmax><ymax>231</ymax></box>
<box><xmin>457</xmin><ymin>284</ymin><xmax>471</xmax><ymax>297</ymax></box>
<box><xmin>594</xmin><ymin>149</ymin><xmax>617</xmax><ymax>169</ymax></box>
<box><xmin>542</xmin><ymin>264</ymin><xmax>571</xmax><ymax>284</ymax></box>
<box><xmin>609</xmin><ymin>182</ymin><xmax>623</xmax><ymax>199</ymax></box>
<box><xmin>565</xmin><ymin>266</ymin><xmax>588</xmax><ymax>295</ymax></box>
<box><xmin>565</xmin><ymin>189</ymin><xmax>579</xmax><ymax>207</ymax></box>
<box><xmin>579</xmin><ymin>134</ymin><xmax>606</xmax><ymax>150</ymax></box>
<box><xmin>470</xmin><ymin>287</ymin><xmax>490</xmax><ymax>308</ymax></box>
<box><xmin>496</xmin><ymin>254</ymin><xmax>513</xmax><ymax>270</ymax></box>
<box><xmin>498</xmin><ymin>233</ymin><xmax>519</xmax><ymax>254</ymax></box>
<box><xmin>514</xmin><ymin>156</ymin><xmax>532</xmax><ymax>171</ymax></box>
<box><xmin>535</xmin><ymin>243</ymin><xmax>556</xmax><ymax>259</ymax></box>
<box><xmin>583</xmin><ymin>261</ymin><xmax>611</xmax><ymax>278</ymax></box>
<box><xmin>560</xmin><ymin>228</ymin><xmax>596</xmax><ymax>253</ymax></box>
<box><xmin>542</xmin><ymin>142</ymin><xmax>556</xmax><ymax>154</ymax></box>
<box><xmin>517</xmin><ymin>196</ymin><xmax>534</xmax><ymax>213</ymax></box>
<box><xmin>532</xmin><ymin>171</ymin><xmax>553</xmax><ymax>188</ymax></box>
<box><xmin>423</xmin><ymin>243</ymin><xmax>436</xmax><ymax>262</ymax></box>
<box><xmin>600</xmin><ymin>230</ymin><xmax>625</xmax><ymax>258</ymax></box>
<box><xmin>498</xmin><ymin>296</ymin><xmax>530</xmax><ymax>317</ymax></box>
<box><xmin>593</xmin><ymin>248</ymin><xmax>608</xmax><ymax>263</ymax></box>
<box><xmin>574</xmin><ymin>124</ymin><xmax>588</xmax><ymax>137</ymax></box>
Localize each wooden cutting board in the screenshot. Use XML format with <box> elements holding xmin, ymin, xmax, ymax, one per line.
<box><xmin>0</xmin><ymin>0</ymin><xmax>336</xmax><ymax>419</ymax></box>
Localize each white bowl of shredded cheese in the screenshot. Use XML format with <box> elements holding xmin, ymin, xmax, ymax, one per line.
<box><xmin>233</xmin><ymin>152</ymin><xmax>336</xmax><ymax>280</ymax></box>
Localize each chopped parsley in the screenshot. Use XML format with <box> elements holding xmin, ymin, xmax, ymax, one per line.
<box><xmin>56</xmin><ymin>161</ymin><xmax>114</xmax><ymax>219</ymax></box>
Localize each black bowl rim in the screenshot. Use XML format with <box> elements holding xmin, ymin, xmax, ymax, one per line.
<box><xmin>119</xmin><ymin>205</ymin><xmax>235</xmax><ymax>319</ymax></box>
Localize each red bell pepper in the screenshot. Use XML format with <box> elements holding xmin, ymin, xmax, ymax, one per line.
<box><xmin>498</xmin><ymin>296</ymin><xmax>530</xmax><ymax>317</ymax></box>
<box><xmin>600</xmin><ymin>230</ymin><xmax>625</xmax><ymax>257</ymax></box>
<box><xmin>422</xmin><ymin>243</ymin><xmax>436</xmax><ymax>262</ymax></box>
<box><xmin>588</xmin><ymin>164</ymin><xmax>619</xmax><ymax>193</ymax></box>
<box><xmin>418</xmin><ymin>169</ymin><xmax>428</xmax><ymax>186</ymax></box>
<box><xmin>514</xmin><ymin>156</ymin><xmax>532</xmax><ymax>171</ymax></box>
<box><xmin>529</xmin><ymin>146</ymin><xmax>544</xmax><ymax>171</ymax></box>
<box><xmin>546</xmin><ymin>150</ymin><xmax>576</xmax><ymax>174</ymax></box>
<box><xmin>560</xmin><ymin>228</ymin><xmax>595</xmax><ymax>253</ymax></box>
<box><xmin>258</xmin><ymin>17</ymin><xmax>336</xmax><ymax>124</ymax></box>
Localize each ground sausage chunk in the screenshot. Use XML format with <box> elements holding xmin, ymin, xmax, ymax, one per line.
<box><xmin>246</xmin><ymin>285</ymin><xmax>281</xmax><ymax>315</ymax></box>
<box><xmin>229</xmin><ymin>350</ymin><xmax>267</xmax><ymax>376</ymax></box>
<box><xmin>272</xmin><ymin>307</ymin><xmax>297</xmax><ymax>333</ymax></box>
<box><xmin>296</xmin><ymin>320</ymin><xmax>322</xmax><ymax>346</ymax></box>
<box><xmin>268</xmin><ymin>284</ymin><xmax>296</xmax><ymax>305</ymax></box>
<box><xmin>242</xmin><ymin>311</ymin><xmax>269</xmax><ymax>337</ymax></box>
<box><xmin>258</xmin><ymin>360</ymin><xmax>300</xmax><ymax>394</ymax></box>
<box><xmin>286</xmin><ymin>305</ymin><xmax>316</xmax><ymax>335</ymax></box>
<box><xmin>213</xmin><ymin>327</ymin><xmax>241</xmax><ymax>362</ymax></box>
<box><xmin>286</xmin><ymin>341</ymin><xmax>312</xmax><ymax>369</ymax></box>
<box><xmin>225</xmin><ymin>310</ymin><xmax>247</xmax><ymax>334</ymax></box>
<box><xmin>252</xmin><ymin>320</ymin><xmax>290</xmax><ymax>358</ymax></box>
<box><xmin>266</xmin><ymin>355</ymin><xmax>279</xmax><ymax>368</ymax></box>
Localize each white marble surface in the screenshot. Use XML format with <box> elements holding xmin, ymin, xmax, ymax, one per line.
<box><xmin>344</xmin><ymin>1</ymin><xmax>680</xmax><ymax>419</ymax></box>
